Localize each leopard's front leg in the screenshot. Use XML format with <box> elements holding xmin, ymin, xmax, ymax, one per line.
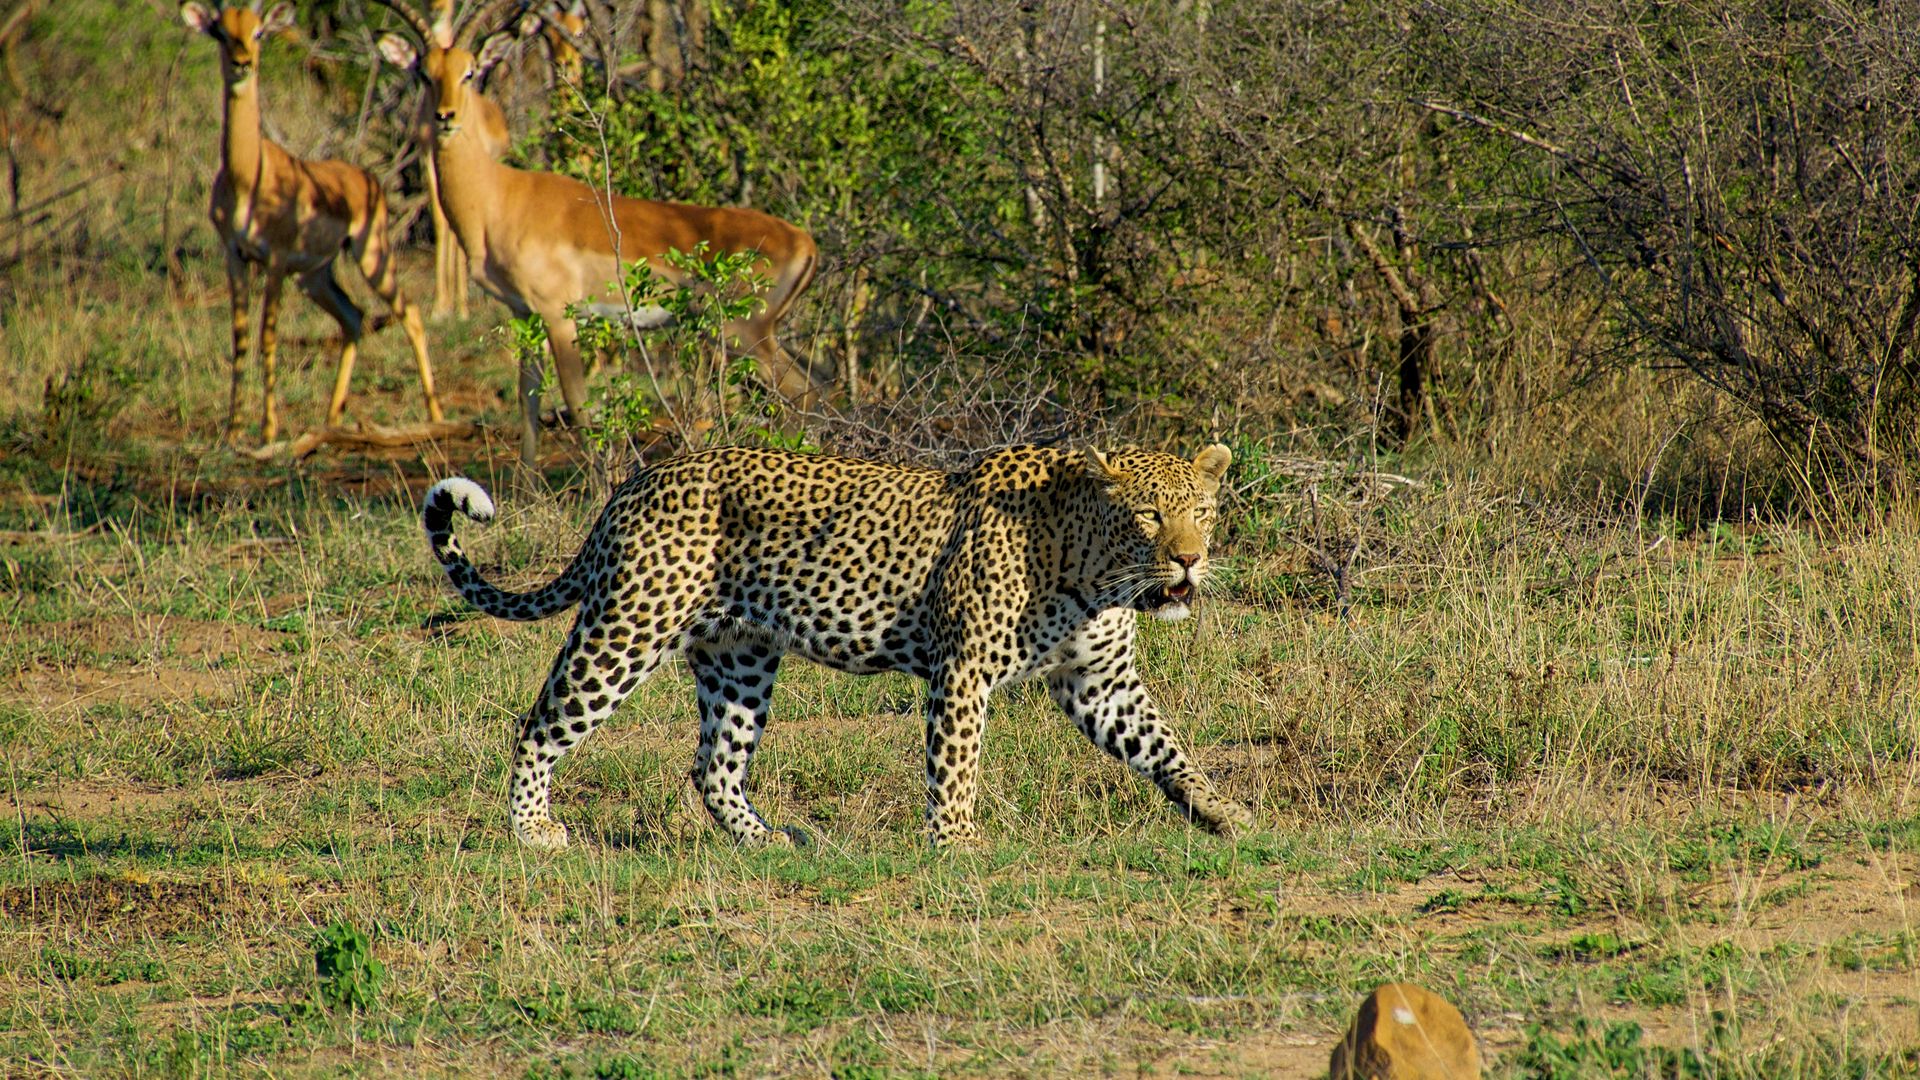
<box><xmin>923</xmin><ymin>665</ymin><xmax>992</xmax><ymax>847</ymax></box>
<box><xmin>1045</xmin><ymin>613</ymin><xmax>1254</xmax><ymax>836</ymax></box>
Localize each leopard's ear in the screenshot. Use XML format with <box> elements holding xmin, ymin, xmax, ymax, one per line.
<box><xmin>1192</xmin><ymin>443</ymin><xmax>1232</xmax><ymax>490</ymax></box>
<box><xmin>1082</xmin><ymin>447</ymin><xmax>1125</xmax><ymax>484</ymax></box>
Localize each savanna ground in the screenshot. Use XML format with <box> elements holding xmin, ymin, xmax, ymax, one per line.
<box><xmin>5</xmin><ymin>3</ymin><xmax>1920</xmax><ymax>1078</ymax></box>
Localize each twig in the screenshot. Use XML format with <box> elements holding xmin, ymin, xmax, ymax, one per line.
<box><xmin>1416</xmin><ymin>99</ymin><xmax>1644</xmax><ymax>187</ymax></box>
<box><xmin>1294</xmin><ymin>485</ymin><xmax>1360</xmax><ymax>621</ymax></box>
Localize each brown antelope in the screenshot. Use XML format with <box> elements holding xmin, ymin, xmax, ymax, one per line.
<box><xmin>181</xmin><ymin>1</ymin><xmax>438</xmax><ymax>446</ymax></box>
<box><xmin>402</xmin><ymin>0</ymin><xmax>511</xmax><ymax>321</ymax></box>
<box><xmin>532</xmin><ymin>0</ymin><xmax>587</xmax><ymax>89</ymax></box>
<box><xmin>372</xmin><ymin>0</ymin><xmax>824</xmax><ymax>465</ymax></box>
<box><xmin>412</xmin><ymin>1</ymin><xmax>587</xmax><ymax>321</ymax></box>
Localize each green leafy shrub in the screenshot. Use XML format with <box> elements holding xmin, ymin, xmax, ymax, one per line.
<box><xmin>312</xmin><ymin>920</ymin><xmax>383</xmax><ymax>1011</ymax></box>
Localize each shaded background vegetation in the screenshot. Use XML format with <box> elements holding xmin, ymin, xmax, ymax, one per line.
<box><xmin>6</xmin><ymin>0</ymin><xmax>1919</xmax><ymax>513</ymax></box>
<box><xmin>529</xmin><ymin>0</ymin><xmax>1920</xmax><ymax>510</ymax></box>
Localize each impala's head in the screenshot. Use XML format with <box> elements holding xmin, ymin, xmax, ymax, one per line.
<box><xmin>180</xmin><ymin>2</ymin><xmax>295</xmax><ymax>87</ymax></box>
<box><xmin>534</xmin><ymin>0</ymin><xmax>587</xmax><ymax>85</ymax></box>
<box><xmin>373</xmin><ymin>0</ymin><xmax>524</xmax><ymax>140</ymax></box>
<box><xmin>378</xmin><ymin>31</ymin><xmax>513</xmax><ymax>142</ymax></box>
<box><xmin>1085</xmin><ymin>444</ymin><xmax>1233</xmax><ymax>622</ymax></box>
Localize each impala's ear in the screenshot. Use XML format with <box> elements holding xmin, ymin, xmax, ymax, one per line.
<box><xmin>474</xmin><ymin>30</ymin><xmax>516</xmax><ymax>77</ymax></box>
<box><xmin>1082</xmin><ymin>447</ymin><xmax>1124</xmax><ymax>485</ymax></box>
<box><xmin>378</xmin><ymin>33</ymin><xmax>419</xmax><ymax>72</ymax></box>
<box><xmin>180</xmin><ymin>2</ymin><xmax>218</xmax><ymax>35</ymax></box>
<box><xmin>1191</xmin><ymin>443</ymin><xmax>1232</xmax><ymax>489</ymax></box>
<box><xmin>259</xmin><ymin>1</ymin><xmax>295</xmax><ymax>35</ymax></box>
<box><xmin>516</xmin><ymin>11</ymin><xmax>542</xmax><ymax>39</ymax></box>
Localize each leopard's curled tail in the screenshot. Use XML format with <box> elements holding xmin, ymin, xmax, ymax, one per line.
<box><xmin>422</xmin><ymin>478</ymin><xmax>588</xmax><ymax>621</ymax></box>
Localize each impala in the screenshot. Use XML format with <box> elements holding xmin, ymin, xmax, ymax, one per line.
<box><xmin>411</xmin><ymin>1</ymin><xmax>589</xmax><ymax>321</ymax></box>
<box><xmin>181</xmin><ymin>0</ymin><xmax>438</xmax><ymax>446</ymax></box>
<box><xmin>400</xmin><ymin>0</ymin><xmax>511</xmax><ymax>321</ymax></box>
<box><xmin>373</xmin><ymin>0</ymin><xmax>824</xmax><ymax>465</ymax></box>
<box><xmin>414</xmin><ymin>83</ymin><xmax>510</xmax><ymax>322</ymax></box>
<box><xmin>535</xmin><ymin>0</ymin><xmax>588</xmax><ymax>89</ymax></box>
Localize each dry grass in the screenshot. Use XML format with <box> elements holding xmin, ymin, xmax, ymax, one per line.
<box><xmin>2</xmin><ymin>454</ymin><xmax>1917</xmax><ymax>1077</ymax></box>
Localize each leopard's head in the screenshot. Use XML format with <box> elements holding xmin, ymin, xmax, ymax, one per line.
<box><xmin>1084</xmin><ymin>443</ymin><xmax>1232</xmax><ymax>622</ymax></box>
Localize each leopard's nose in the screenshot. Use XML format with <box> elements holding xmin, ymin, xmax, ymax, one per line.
<box><xmin>1171</xmin><ymin>553</ymin><xmax>1199</xmax><ymax>569</ymax></box>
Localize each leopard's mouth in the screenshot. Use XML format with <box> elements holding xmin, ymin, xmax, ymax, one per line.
<box><xmin>1136</xmin><ymin>579</ymin><xmax>1197</xmax><ymax>615</ymax></box>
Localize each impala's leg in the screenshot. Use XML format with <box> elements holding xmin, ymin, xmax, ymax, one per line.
<box><xmin>924</xmin><ymin>664</ymin><xmax>993</xmax><ymax>847</ymax></box>
<box><xmin>452</xmin><ymin>245</ymin><xmax>469</xmax><ymax>319</ymax></box>
<box><xmin>257</xmin><ymin>268</ymin><xmax>291</xmax><ymax>443</ymax></box>
<box><xmin>355</xmin><ymin>216</ymin><xmax>440</xmax><ymax>424</ymax></box>
<box><xmin>742</xmin><ymin>329</ymin><xmax>814</xmax><ymax>406</ymax></box>
<box><xmin>509</xmin><ymin>586</ymin><xmax>679</xmax><ymax>849</ymax></box>
<box><xmin>517</xmin><ymin>313</ymin><xmax>590</xmax><ymax>466</ymax></box>
<box><xmin>723</xmin><ymin>310</ymin><xmax>819</xmax><ymax>409</ymax></box>
<box><xmin>1044</xmin><ymin>613</ymin><xmax>1254</xmax><ymax>837</ymax></box>
<box><xmin>517</xmin><ymin>337</ymin><xmax>543</xmax><ymax>468</ymax></box>
<box><xmin>735</xmin><ymin>246</ymin><xmax>824</xmax><ymax>406</ymax></box>
<box><xmin>425</xmin><ymin>151</ymin><xmax>459</xmax><ymax>321</ymax></box>
<box><xmin>546</xmin><ymin>312</ymin><xmax>590</xmax><ymax>427</ymax></box>
<box><xmin>298</xmin><ymin>264</ymin><xmax>366</xmax><ymax>432</ymax></box>
<box><xmin>688</xmin><ymin>640</ymin><xmax>791</xmax><ymax>846</ymax></box>
<box><xmin>221</xmin><ymin>250</ymin><xmax>254</xmax><ymax>446</ymax></box>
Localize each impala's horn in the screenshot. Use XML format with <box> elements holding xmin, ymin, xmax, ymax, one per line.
<box><xmin>455</xmin><ymin>0</ymin><xmax>526</xmax><ymax>49</ymax></box>
<box><xmin>367</xmin><ymin>0</ymin><xmax>434</xmax><ymax>45</ymax></box>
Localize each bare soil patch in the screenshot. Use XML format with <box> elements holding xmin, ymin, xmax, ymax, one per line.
<box><xmin>15</xmin><ymin>786</ymin><xmax>188</xmax><ymax>818</ymax></box>
<box><xmin>2</xmin><ymin>663</ymin><xmax>236</xmax><ymax>714</ymax></box>
<box><xmin>7</xmin><ymin>614</ymin><xmax>280</xmax><ymax>662</ymax></box>
<box><xmin>0</xmin><ymin>875</ymin><xmax>336</xmax><ymax>938</ymax></box>
<box><xmin>1140</xmin><ymin>1021</ymin><xmax>1335</xmax><ymax>1079</ymax></box>
<box><xmin>1</xmin><ymin>615</ymin><xmax>285</xmax><ymax>714</ymax></box>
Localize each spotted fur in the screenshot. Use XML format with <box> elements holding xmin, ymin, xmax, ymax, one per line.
<box><xmin>422</xmin><ymin>444</ymin><xmax>1255</xmax><ymax>849</ymax></box>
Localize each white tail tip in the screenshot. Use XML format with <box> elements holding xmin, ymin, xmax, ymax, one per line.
<box><xmin>427</xmin><ymin>477</ymin><xmax>496</xmax><ymax>523</ymax></box>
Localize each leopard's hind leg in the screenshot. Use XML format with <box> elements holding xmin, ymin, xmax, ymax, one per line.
<box><xmin>688</xmin><ymin>639</ymin><xmax>794</xmax><ymax>846</ymax></box>
<box><xmin>508</xmin><ymin>598</ymin><xmax>678</xmax><ymax>850</ymax></box>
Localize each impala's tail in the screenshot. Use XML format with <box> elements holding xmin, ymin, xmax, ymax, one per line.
<box><xmin>421</xmin><ymin>478</ymin><xmax>587</xmax><ymax>621</ymax></box>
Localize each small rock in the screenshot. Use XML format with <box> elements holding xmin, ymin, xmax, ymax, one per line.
<box><xmin>1328</xmin><ymin>982</ymin><xmax>1482</xmax><ymax>1080</ymax></box>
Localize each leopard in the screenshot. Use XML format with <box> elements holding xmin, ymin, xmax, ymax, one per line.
<box><xmin>421</xmin><ymin>442</ymin><xmax>1256</xmax><ymax>850</ymax></box>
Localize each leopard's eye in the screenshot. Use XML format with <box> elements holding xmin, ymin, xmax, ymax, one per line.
<box><xmin>1134</xmin><ymin>508</ymin><xmax>1162</xmax><ymax>528</ymax></box>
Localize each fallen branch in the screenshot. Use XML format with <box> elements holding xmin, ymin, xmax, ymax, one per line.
<box><xmin>247</xmin><ymin>419</ymin><xmax>480</xmax><ymax>461</ymax></box>
<box><xmin>0</xmin><ymin>525</ymin><xmax>101</xmax><ymax>545</ymax></box>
